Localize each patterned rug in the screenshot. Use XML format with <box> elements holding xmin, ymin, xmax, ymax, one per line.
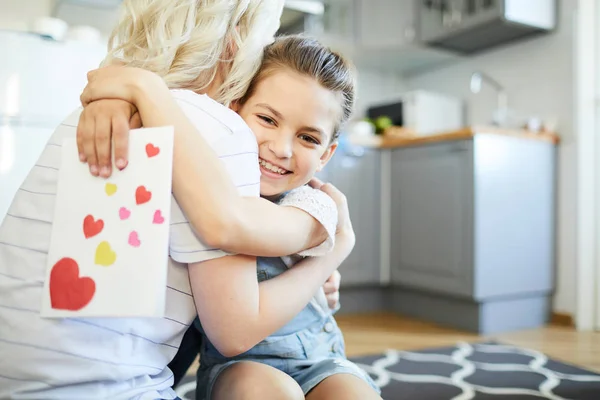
<box><xmin>175</xmin><ymin>342</ymin><xmax>600</xmax><ymax>399</ymax></box>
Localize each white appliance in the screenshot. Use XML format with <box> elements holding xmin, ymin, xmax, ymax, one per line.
<box><xmin>0</xmin><ymin>31</ymin><xmax>106</xmax><ymax>223</ymax></box>
<box><xmin>367</xmin><ymin>90</ymin><xmax>464</xmax><ymax>136</ymax></box>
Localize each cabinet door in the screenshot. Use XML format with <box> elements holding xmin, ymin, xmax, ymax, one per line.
<box><xmin>390</xmin><ymin>141</ymin><xmax>473</xmax><ymax>296</ymax></box>
<box><xmin>324</xmin><ymin>148</ymin><xmax>381</xmax><ymax>286</ymax></box>
<box><xmin>313</xmin><ymin>0</ymin><xmax>358</xmax><ymax>51</ymax></box>
<box><xmin>355</xmin><ymin>0</ymin><xmax>417</xmax><ymax>49</ymax></box>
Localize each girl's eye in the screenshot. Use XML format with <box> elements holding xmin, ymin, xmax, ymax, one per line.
<box><xmin>300</xmin><ymin>134</ymin><xmax>320</xmax><ymax>145</ymax></box>
<box><xmin>258</xmin><ymin>115</ymin><xmax>276</xmax><ymax>125</ymax></box>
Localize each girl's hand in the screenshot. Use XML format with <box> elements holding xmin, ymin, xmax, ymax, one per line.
<box><xmin>77</xmin><ymin>65</ymin><xmax>166</xmax><ymax>178</ymax></box>
<box><xmin>323</xmin><ymin>270</ymin><xmax>341</xmax><ymax>310</ymax></box>
<box><xmin>77</xmin><ymin>99</ymin><xmax>141</xmax><ymax>178</ymax></box>
<box><xmin>309</xmin><ymin>178</ymin><xmax>354</xmax><ymax>237</ymax></box>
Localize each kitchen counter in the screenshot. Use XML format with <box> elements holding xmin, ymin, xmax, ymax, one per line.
<box><xmin>334</xmin><ymin>124</ymin><xmax>557</xmax><ymax>333</ymax></box>
<box><xmin>348</xmin><ymin>126</ymin><xmax>560</xmax><ymax>149</ymax></box>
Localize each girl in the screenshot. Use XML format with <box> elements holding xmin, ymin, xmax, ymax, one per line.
<box><xmin>78</xmin><ymin>36</ymin><xmax>381</xmax><ymax>400</ymax></box>
<box><xmin>0</xmin><ymin>1</ymin><xmax>347</xmax><ymax>399</ymax></box>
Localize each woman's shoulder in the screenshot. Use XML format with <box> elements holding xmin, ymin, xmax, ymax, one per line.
<box><xmin>169</xmin><ymin>89</ymin><xmax>249</xmax><ymax>135</ymax></box>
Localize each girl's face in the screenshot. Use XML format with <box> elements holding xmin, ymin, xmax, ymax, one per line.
<box><xmin>234</xmin><ymin>69</ymin><xmax>340</xmax><ymax>197</ymax></box>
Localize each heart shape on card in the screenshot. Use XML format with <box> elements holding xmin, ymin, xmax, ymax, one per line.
<box><xmin>83</xmin><ymin>215</ymin><xmax>104</xmax><ymax>239</ymax></box>
<box><xmin>128</xmin><ymin>231</ymin><xmax>141</xmax><ymax>247</ymax></box>
<box><xmin>153</xmin><ymin>210</ymin><xmax>164</xmax><ymax>224</ymax></box>
<box><xmin>50</xmin><ymin>257</ymin><xmax>95</xmax><ymax>311</ymax></box>
<box><xmin>105</xmin><ymin>183</ymin><xmax>117</xmax><ymax>196</ymax></box>
<box><xmin>146</xmin><ymin>143</ymin><xmax>160</xmax><ymax>158</ymax></box>
<box><xmin>95</xmin><ymin>241</ymin><xmax>117</xmax><ymax>266</ymax></box>
<box><xmin>119</xmin><ymin>207</ymin><xmax>131</xmax><ymax>220</ymax></box>
<box><xmin>135</xmin><ymin>186</ymin><xmax>152</xmax><ymax>205</ymax></box>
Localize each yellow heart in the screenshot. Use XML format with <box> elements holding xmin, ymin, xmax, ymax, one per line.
<box><xmin>105</xmin><ymin>183</ymin><xmax>117</xmax><ymax>196</ymax></box>
<box><xmin>95</xmin><ymin>241</ymin><xmax>117</xmax><ymax>266</ymax></box>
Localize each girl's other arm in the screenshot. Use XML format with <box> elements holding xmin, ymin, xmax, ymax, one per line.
<box><xmin>189</xmin><ymin>229</ymin><xmax>353</xmax><ymax>357</ymax></box>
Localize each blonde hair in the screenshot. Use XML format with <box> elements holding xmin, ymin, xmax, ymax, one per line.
<box><xmin>102</xmin><ymin>0</ymin><xmax>284</xmax><ymax>106</ymax></box>
<box><xmin>239</xmin><ymin>35</ymin><xmax>357</xmax><ymax>141</ymax></box>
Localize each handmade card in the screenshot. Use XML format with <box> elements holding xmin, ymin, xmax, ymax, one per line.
<box><xmin>40</xmin><ymin>126</ymin><xmax>174</xmax><ymax>318</ymax></box>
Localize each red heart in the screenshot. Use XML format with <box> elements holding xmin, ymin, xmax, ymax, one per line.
<box><xmin>146</xmin><ymin>143</ymin><xmax>160</xmax><ymax>158</ymax></box>
<box><xmin>49</xmin><ymin>257</ymin><xmax>95</xmax><ymax>311</ymax></box>
<box><xmin>83</xmin><ymin>215</ymin><xmax>104</xmax><ymax>239</ymax></box>
<box><xmin>135</xmin><ymin>185</ymin><xmax>152</xmax><ymax>205</ymax></box>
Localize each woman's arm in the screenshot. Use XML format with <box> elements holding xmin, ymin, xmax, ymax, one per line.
<box><xmin>78</xmin><ymin>67</ymin><xmax>329</xmax><ymax>257</ymax></box>
<box><xmin>189</xmin><ymin>230</ymin><xmax>353</xmax><ymax>357</ymax></box>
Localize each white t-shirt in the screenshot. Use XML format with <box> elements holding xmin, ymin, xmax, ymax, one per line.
<box><xmin>0</xmin><ymin>90</ymin><xmax>260</xmax><ymax>399</ymax></box>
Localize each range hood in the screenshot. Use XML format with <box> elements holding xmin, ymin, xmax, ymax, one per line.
<box><xmin>418</xmin><ymin>0</ymin><xmax>557</xmax><ymax>54</ymax></box>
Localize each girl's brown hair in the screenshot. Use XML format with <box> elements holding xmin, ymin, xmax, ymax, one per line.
<box><xmin>239</xmin><ymin>35</ymin><xmax>357</xmax><ymax>142</ymax></box>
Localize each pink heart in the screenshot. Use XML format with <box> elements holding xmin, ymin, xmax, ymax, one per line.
<box><xmin>153</xmin><ymin>210</ymin><xmax>164</xmax><ymax>224</ymax></box>
<box><xmin>119</xmin><ymin>207</ymin><xmax>131</xmax><ymax>220</ymax></box>
<box><xmin>128</xmin><ymin>231</ymin><xmax>140</xmax><ymax>247</ymax></box>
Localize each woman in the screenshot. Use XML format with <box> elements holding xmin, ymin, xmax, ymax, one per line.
<box><xmin>0</xmin><ymin>1</ymin><xmax>345</xmax><ymax>399</ymax></box>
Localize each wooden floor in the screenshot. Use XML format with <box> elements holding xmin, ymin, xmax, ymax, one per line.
<box><xmin>187</xmin><ymin>313</ymin><xmax>600</xmax><ymax>376</ymax></box>
<box><xmin>336</xmin><ymin>313</ymin><xmax>600</xmax><ymax>373</ymax></box>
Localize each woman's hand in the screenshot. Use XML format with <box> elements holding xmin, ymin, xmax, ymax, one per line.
<box><xmin>77</xmin><ymin>99</ymin><xmax>141</xmax><ymax>177</ymax></box>
<box><xmin>80</xmin><ymin>66</ymin><xmax>159</xmax><ymax>106</ymax></box>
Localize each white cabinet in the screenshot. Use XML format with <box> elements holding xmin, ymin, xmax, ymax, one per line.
<box><xmin>355</xmin><ymin>0</ymin><xmax>417</xmax><ymax>49</ymax></box>
<box><xmin>311</xmin><ymin>0</ymin><xmax>459</xmax><ymax>74</ymax></box>
<box><xmin>316</xmin><ymin>0</ymin><xmax>417</xmax><ymax>51</ymax></box>
<box><xmin>312</xmin><ymin>0</ymin><xmax>357</xmax><ymax>53</ymax></box>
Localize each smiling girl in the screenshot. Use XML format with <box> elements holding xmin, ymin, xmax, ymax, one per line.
<box><xmin>195</xmin><ymin>36</ymin><xmax>381</xmax><ymax>399</ymax></box>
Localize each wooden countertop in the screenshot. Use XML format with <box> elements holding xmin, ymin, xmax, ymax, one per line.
<box><xmin>348</xmin><ymin>126</ymin><xmax>560</xmax><ymax>149</ymax></box>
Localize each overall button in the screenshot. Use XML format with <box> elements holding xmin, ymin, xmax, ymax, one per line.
<box><xmin>331</xmin><ymin>341</ymin><xmax>340</xmax><ymax>353</ymax></box>
<box><xmin>323</xmin><ymin>322</ymin><xmax>334</xmax><ymax>333</ymax></box>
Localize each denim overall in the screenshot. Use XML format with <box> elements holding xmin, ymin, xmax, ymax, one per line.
<box><xmin>193</xmin><ymin>256</ymin><xmax>379</xmax><ymax>399</ymax></box>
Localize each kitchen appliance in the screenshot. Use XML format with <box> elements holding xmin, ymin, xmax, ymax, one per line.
<box><xmin>367</xmin><ymin>90</ymin><xmax>464</xmax><ymax>136</ymax></box>
<box><xmin>0</xmin><ymin>31</ymin><xmax>105</xmax><ymax>223</ymax></box>
<box><xmin>419</xmin><ymin>0</ymin><xmax>557</xmax><ymax>54</ymax></box>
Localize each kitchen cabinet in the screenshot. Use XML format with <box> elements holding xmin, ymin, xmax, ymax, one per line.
<box><xmin>390</xmin><ymin>140</ymin><xmax>474</xmax><ymax>296</ymax></box>
<box><xmin>355</xmin><ymin>0</ymin><xmax>417</xmax><ymax>49</ymax></box>
<box><xmin>313</xmin><ymin>0</ymin><xmax>357</xmax><ymax>53</ymax></box>
<box><xmin>311</xmin><ymin>0</ymin><xmax>460</xmax><ymax>74</ymax></box>
<box><xmin>347</xmin><ymin>127</ymin><xmax>558</xmax><ymax>333</ymax></box>
<box><xmin>321</xmin><ymin>146</ymin><xmax>381</xmax><ymax>286</ymax></box>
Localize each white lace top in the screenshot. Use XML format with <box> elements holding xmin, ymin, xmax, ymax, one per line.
<box><xmin>277</xmin><ymin>184</ymin><xmax>338</xmax><ymax>316</ymax></box>
<box><xmin>278</xmin><ymin>184</ymin><xmax>338</xmax><ymax>258</ymax></box>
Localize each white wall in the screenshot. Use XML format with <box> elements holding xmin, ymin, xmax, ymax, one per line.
<box><xmin>0</xmin><ymin>0</ymin><xmax>118</xmax><ymax>40</ymax></box>
<box><xmin>354</xmin><ymin>70</ymin><xmax>408</xmax><ymax>118</ymax></box>
<box><xmin>403</xmin><ymin>0</ymin><xmax>577</xmax><ymax>314</ymax></box>
<box><xmin>0</xmin><ymin>0</ymin><xmax>54</xmax><ymax>31</ymax></box>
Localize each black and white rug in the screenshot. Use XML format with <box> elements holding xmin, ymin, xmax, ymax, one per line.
<box><xmin>175</xmin><ymin>342</ymin><xmax>600</xmax><ymax>399</ymax></box>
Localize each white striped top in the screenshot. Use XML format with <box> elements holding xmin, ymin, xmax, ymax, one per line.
<box><xmin>0</xmin><ymin>90</ymin><xmax>260</xmax><ymax>399</ymax></box>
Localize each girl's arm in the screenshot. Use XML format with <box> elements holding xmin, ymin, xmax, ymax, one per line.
<box><xmin>190</xmin><ymin>230</ymin><xmax>353</xmax><ymax>357</ymax></box>
<box><xmin>78</xmin><ymin>67</ymin><xmax>329</xmax><ymax>257</ymax></box>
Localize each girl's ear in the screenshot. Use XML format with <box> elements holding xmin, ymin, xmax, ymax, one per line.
<box><xmin>316</xmin><ymin>142</ymin><xmax>338</xmax><ymax>172</ymax></box>
<box><xmin>231</xmin><ymin>100</ymin><xmax>241</xmax><ymax>112</ymax></box>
